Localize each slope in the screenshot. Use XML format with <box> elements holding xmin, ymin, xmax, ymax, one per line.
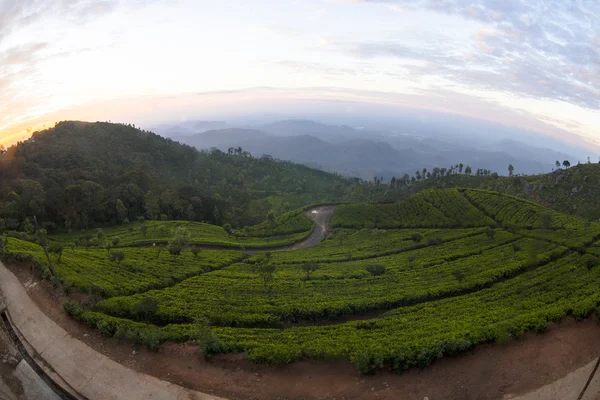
<box><xmin>12</xmin><ymin>188</ymin><xmax>594</xmax><ymax>374</ymax></box>
<box><xmin>0</xmin><ymin>121</ymin><xmax>351</xmax><ymax>231</ymax></box>
<box><xmin>415</xmin><ymin>163</ymin><xmax>600</xmax><ymax>222</ymax></box>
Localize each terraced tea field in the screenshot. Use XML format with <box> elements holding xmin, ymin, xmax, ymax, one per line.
<box><xmin>3</xmin><ymin>188</ymin><xmax>600</xmax><ymax>374</ymax></box>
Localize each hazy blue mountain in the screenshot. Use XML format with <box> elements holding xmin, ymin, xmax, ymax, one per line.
<box><xmin>152</xmin><ymin>120</ymin><xmax>230</xmax><ymax>137</ymax></box>
<box><xmin>165</xmin><ymin>119</ymin><xmax>579</xmax><ymax>180</ymax></box>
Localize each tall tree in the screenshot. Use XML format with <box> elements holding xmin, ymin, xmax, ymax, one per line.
<box><xmin>508</xmin><ymin>164</ymin><xmax>515</xmax><ymax>177</ymax></box>
<box><xmin>253</xmin><ymin>252</ymin><xmax>275</xmax><ymax>294</ymax></box>
<box><xmin>301</xmin><ymin>261</ymin><xmax>319</xmax><ymax>280</ymax></box>
<box><xmin>116</xmin><ymin>199</ymin><xmax>127</xmax><ymax>223</ymax></box>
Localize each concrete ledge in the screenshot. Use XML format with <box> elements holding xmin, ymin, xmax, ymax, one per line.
<box><xmin>0</xmin><ymin>262</ymin><xmax>225</xmax><ymax>400</ymax></box>
<box><xmin>1</xmin><ymin>311</ymin><xmax>82</xmax><ymax>399</ymax></box>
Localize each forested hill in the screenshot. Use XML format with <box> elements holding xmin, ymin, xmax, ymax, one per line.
<box><xmin>0</xmin><ymin>121</ymin><xmax>351</xmax><ymax>231</ymax></box>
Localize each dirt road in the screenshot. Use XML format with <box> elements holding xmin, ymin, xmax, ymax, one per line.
<box><xmin>245</xmin><ymin>205</ymin><xmax>335</xmax><ymax>255</ymax></box>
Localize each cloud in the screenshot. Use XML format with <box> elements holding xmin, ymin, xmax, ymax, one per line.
<box><xmin>0</xmin><ymin>0</ymin><xmax>166</xmax><ymax>45</ymax></box>
<box><xmin>347</xmin><ymin>0</ymin><xmax>600</xmax><ymax>109</ymax></box>
<box><xmin>0</xmin><ymin>0</ymin><xmax>163</xmax><ymax>132</ymax></box>
<box><xmin>277</xmin><ymin>61</ymin><xmax>361</xmax><ymax>77</ymax></box>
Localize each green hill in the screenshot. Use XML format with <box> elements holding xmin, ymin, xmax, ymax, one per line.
<box><xmin>0</xmin><ymin>121</ymin><xmax>351</xmax><ymax>231</ymax></box>
<box><xmin>5</xmin><ymin>188</ymin><xmax>598</xmax><ymax>374</ymax></box>
<box><xmin>414</xmin><ymin>163</ymin><xmax>600</xmax><ymax>222</ymax></box>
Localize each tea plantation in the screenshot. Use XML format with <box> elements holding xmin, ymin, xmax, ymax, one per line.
<box><xmin>3</xmin><ymin>188</ymin><xmax>600</xmax><ymax>374</ymax></box>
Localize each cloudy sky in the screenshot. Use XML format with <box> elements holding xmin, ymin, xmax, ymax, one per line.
<box><xmin>1</xmin><ymin>0</ymin><xmax>599</xmax><ymax>149</ymax></box>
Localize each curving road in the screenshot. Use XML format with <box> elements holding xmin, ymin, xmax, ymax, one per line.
<box><xmin>245</xmin><ymin>206</ymin><xmax>335</xmax><ymax>255</ymax></box>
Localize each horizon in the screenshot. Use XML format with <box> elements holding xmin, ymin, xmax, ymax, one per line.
<box><xmin>1</xmin><ymin>1</ymin><xmax>599</xmax><ymax>150</ymax></box>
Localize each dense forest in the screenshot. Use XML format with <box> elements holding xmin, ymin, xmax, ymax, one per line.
<box><xmin>0</xmin><ymin>121</ymin><xmax>353</xmax><ymax>232</ymax></box>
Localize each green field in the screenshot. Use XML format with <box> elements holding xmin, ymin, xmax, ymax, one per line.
<box><xmin>4</xmin><ymin>188</ymin><xmax>600</xmax><ymax>374</ymax></box>
<box><xmin>50</xmin><ymin>208</ymin><xmax>315</xmax><ymax>249</ymax></box>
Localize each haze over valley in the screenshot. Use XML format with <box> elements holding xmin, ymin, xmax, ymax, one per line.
<box><xmin>154</xmin><ymin>117</ymin><xmax>585</xmax><ymax>180</ymax></box>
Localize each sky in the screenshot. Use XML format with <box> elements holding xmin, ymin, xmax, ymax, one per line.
<box><xmin>1</xmin><ymin>0</ymin><xmax>599</xmax><ymax>150</ymax></box>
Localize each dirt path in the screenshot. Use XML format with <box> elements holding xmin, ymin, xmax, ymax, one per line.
<box><xmin>0</xmin><ymin>262</ymin><xmax>223</xmax><ymax>400</ymax></box>
<box><xmin>245</xmin><ymin>205</ymin><xmax>335</xmax><ymax>255</ymax></box>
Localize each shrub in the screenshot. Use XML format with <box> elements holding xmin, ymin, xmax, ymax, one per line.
<box><xmin>350</xmin><ymin>352</ymin><xmax>384</xmax><ymax>375</ymax></box>
<box><xmin>365</xmin><ymin>264</ymin><xmax>386</xmax><ymax>276</ymax></box>
<box><xmin>167</xmin><ymin>244</ymin><xmax>182</xmax><ymax>258</ymax></box>
<box><xmin>139</xmin><ymin>329</ymin><xmax>162</xmax><ymax>351</ymax></box>
<box><xmin>411</xmin><ymin>233</ymin><xmax>423</xmax><ymax>242</ymax></box>
<box><xmin>133</xmin><ymin>296</ymin><xmax>159</xmax><ymax>322</ymax></box>
<box><xmin>109</xmin><ymin>251</ymin><xmax>125</xmax><ymax>265</ymax></box>
<box><xmin>62</xmin><ymin>300</ymin><xmax>84</xmax><ymax>318</ymax></box>
<box><xmin>451</xmin><ymin>269</ymin><xmax>465</xmax><ymax>283</ymax></box>
<box><xmin>195</xmin><ymin>318</ymin><xmax>224</xmax><ymax>358</ymax></box>
<box><xmin>48</xmin><ymin>244</ymin><xmax>64</xmax><ymax>262</ymax></box>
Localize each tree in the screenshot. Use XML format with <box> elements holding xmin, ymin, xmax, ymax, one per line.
<box><xmin>485</xmin><ymin>227</ymin><xmax>496</xmax><ymax>239</ymax></box>
<box><xmin>112</xmin><ymin>236</ymin><xmax>121</xmax><ymax>248</ymax></box>
<box><xmin>452</xmin><ymin>269</ymin><xmax>464</xmax><ymax>283</ymax></box>
<box><xmin>95</xmin><ymin>228</ymin><xmax>104</xmax><ymax>240</ymax></box>
<box><xmin>213</xmin><ymin>206</ymin><xmax>220</xmax><ymax>225</ymax></box>
<box><xmin>109</xmin><ymin>250</ymin><xmax>125</xmax><ymax>265</ymax></box>
<box><xmin>301</xmin><ymin>261</ymin><xmax>319</xmax><ymax>280</ymax></box>
<box><xmin>459</xmin><ymin>163</ymin><xmax>464</xmax><ymax>174</ymax></box>
<box><xmin>508</xmin><ymin>164</ymin><xmax>514</xmax><ymax>177</ymax></box>
<box><xmin>0</xmin><ymin>235</ymin><xmax>7</xmax><ymax>256</ymax></box>
<box><xmin>191</xmin><ymin>246</ymin><xmax>201</xmax><ymax>257</ymax></box>
<box><xmin>366</xmin><ymin>264</ymin><xmax>386</xmax><ymax>276</ymax></box>
<box><xmin>168</xmin><ymin>244</ymin><xmax>182</xmax><ymax>259</ymax></box>
<box><xmin>563</xmin><ymin>160</ymin><xmax>571</xmax><ymax>168</ymax></box>
<box><xmin>144</xmin><ymin>191</ymin><xmax>160</xmax><ymax>220</ymax></box>
<box><xmin>116</xmin><ymin>199</ymin><xmax>127</xmax><ymax>224</ymax></box>
<box><xmin>48</xmin><ymin>244</ymin><xmax>64</xmax><ymax>263</ymax></box>
<box><xmin>253</xmin><ymin>252</ymin><xmax>275</xmax><ymax>293</ymax></box>
<box><xmin>171</xmin><ymin>227</ymin><xmax>191</xmax><ymax>248</ymax></box>
<box><xmin>540</xmin><ymin>211</ymin><xmax>553</xmax><ymax>230</ymax></box>
<box><xmin>33</xmin><ymin>216</ymin><xmax>58</xmax><ymax>280</ymax></box>
<box><xmin>465</xmin><ymin>166</ymin><xmax>472</xmax><ymax>175</ymax></box>
<box><xmin>140</xmin><ymin>225</ymin><xmax>148</xmax><ymax>237</ymax></box>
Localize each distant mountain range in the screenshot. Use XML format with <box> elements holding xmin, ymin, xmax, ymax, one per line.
<box><xmin>154</xmin><ymin>119</ymin><xmax>577</xmax><ymax>180</ymax></box>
